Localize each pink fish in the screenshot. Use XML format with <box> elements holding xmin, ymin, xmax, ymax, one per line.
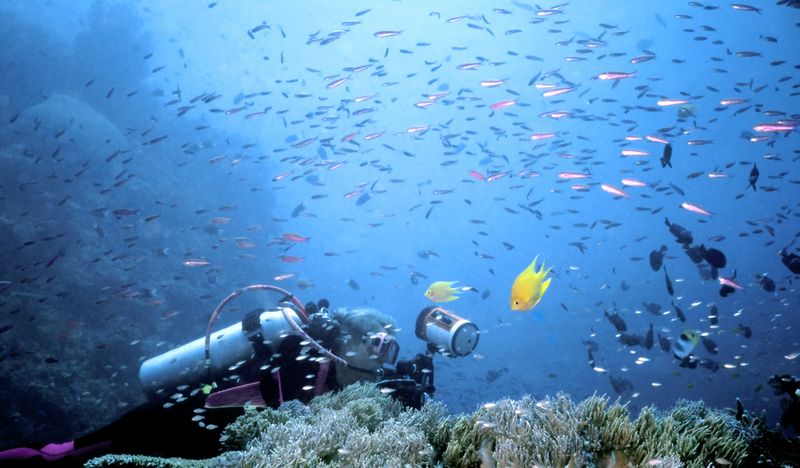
<box><xmin>273</xmin><ymin>273</ymin><xmax>295</xmax><ymax>281</ymax></box>
<box><xmin>530</xmin><ymin>132</ymin><xmax>557</xmax><ymax>140</ymax></box>
<box><xmin>630</xmin><ymin>55</ymin><xmax>656</xmax><ymax>64</ymax></box>
<box><xmin>571</xmin><ymin>184</ymin><xmax>591</xmax><ymax>191</ymax></box>
<box><xmin>326</xmin><ymin>77</ymin><xmax>349</xmax><ymax>89</ymax></box>
<box><xmin>486</xmin><ymin>171</ymin><xmax>509</xmax><ymax>182</ymax></box>
<box><xmin>294</xmin><ymin>138</ymin><xmax>316</xmax><ymax>148</ymax></box>
<box><xmin>558</xmin><ymin>172</ymin><xmax>590</xmax><ymax>179</ymax></box>
<box><xmin>374</xmin><ymin>30</ymin><xmax>402</xmax><ymax>38</ymax></box>
<box><xmin>707</xmin><ymin>172</ymin><xmax>728</xmax><ymax>179</ymax></box>
<box><xmin>457</xmin><ymin>62</ymin><xmax>481</xmax><ymax>71</ymax></box>
<box><xmin>406</xmin><ymin>125</ymin><xmax>430</xmax><ymax>134</ymax></box>
<box><xmin>645</xmin><ymin>135</ymin><xmax>670</xmax><ymax>144</ymax></box>
<box><xmin>490</xmin><ymin>99</ymin><xmax>517</xmax><ymax>110</ymax></box>
<box><xmin>657</xmin><ymin>99</ymin><xmax>689</xmax><ymax>107</ymax></box>
<box><xmin>183</xmin><ymin>259</ymin><xmax>210</xmax><ymax>267</ymax></box>
<box><xmin>278</xmin><ymin>255</ymin><xmax>304</xmax><ymax>263</ymax></box>
<box><xmin>282</xmin><ymin>233</ymin><xmax>310</xmax><ymax>242</ymax></box>
<box><xmin>719</xmin><ymin>277</ymin><xmax>743</xmax><ymax>290</ymax></box>
<box><xmin>542</xmin><ymin>86</ymin><xmax>575</xmax><ymax>98</ymax></box>
<box><xmin>720</xmin><ymin>98</ymin><xmax>749</xmax><ymax>106</ymax></box>
<box><xmin>621</xmin><ymin>178</ymin><xmax>647</xmax><ymax>187</ymax></box>
<box><xmin>601</xmin><ymin>184</ymin><xmax>629</xmax><ymax>198</ymax></box>
<box><xmin>341</xmin><ymin>132</ymin><xmax>359</xmax><ymax>142</ymax></box>
<box><xmin>753</xmin><ymin>123</ymin><xmax>796</xmax><ymax>132</ymax></box>
<box><xmin>597</xmin><ymin>71</ymin><xmax>635</xmax><ymax>80</ymax></box>
<box><xmin>621</xmin><ymin>149</ymin><xmax>649</xmax><ymax>157</ymax></box>
<box><xmin>468</xmin><ymin>170</ymin><xmax>486</xmax><ymax>181</ymax></box>
<box><xmin>480</xmin><ymin>79</ymin><xmax>507</xmax><ymax>87</ymax></box>
<box><xmin>681</xmin><ymin>202</ymin><xmax>712</xmax><ymax>216</ymax></box>
<box><xmin>364</xmin><ymin>131</ymin><xmax>384</xmax><ymax>140</ymax></box>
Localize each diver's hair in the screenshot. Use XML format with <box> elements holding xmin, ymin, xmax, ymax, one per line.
<box><xmin>332</xmin><ymin>307</ymin><xmax>396</xmax><ymax>340</ymax></box>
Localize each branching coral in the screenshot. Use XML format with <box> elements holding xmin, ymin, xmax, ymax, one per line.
<box><xmin>87</xmin><ymin>386</ymin><xmax>763</xmax><ymax>467</ymax></box>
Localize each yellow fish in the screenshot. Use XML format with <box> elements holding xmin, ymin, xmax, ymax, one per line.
<box><xmin>425</xmin><ymin>281</ymin><xmax>461</xmax><ymax>302</ymax></box>
<box><xmin>510</xmin><ymin>256</ymin><xmax>552</xmax><ymax>311</ymax></box>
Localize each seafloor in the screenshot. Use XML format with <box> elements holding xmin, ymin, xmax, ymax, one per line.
<box><xmin>85</xmin><ymin>382</ymin><xmax>799</xmax><ymax>467</ymax></box>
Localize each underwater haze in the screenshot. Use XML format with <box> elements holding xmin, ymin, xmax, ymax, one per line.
<box><xmin>1</xmin><ymin>0</ymin><xmax>799</xmax><ymax>451</ymax></box>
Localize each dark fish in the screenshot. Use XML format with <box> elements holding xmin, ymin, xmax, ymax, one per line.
<box><xmin>645</xmin><ymin>324</ymin><xmax>654</xmax><ymax>350</ymax></box>
<box><xmin>683</xmin><ymin>245</ymin><xmax>704</xmax><ymax>263</ymax></box>
<box><xmin>672</xmin><ymin>301</ymin><xmax>686</xmax><ymax>322</ymax></box>
<box><xmin>720</xmin><ymin>283</ymin><xmax>735</xmax><ymax>297</ymax></box>
<box><xmin>588</xmin><ymin>349</ymin><xmax>595</xmax><ymax>368</ymax></box>
<box><xmin>347</xmin><ymin>279</ymin><xmax>360</xmax><ymax>290</ymax></box>
<box><xmin>643</xmin><ymin>302</ymin><xmax>661</xmax><ymax>316</ymax></box>
<box><xmin>356</xmin><ymin>193</ymin><xmax>371</xmax><ymax>206</ymax></box>
<box><xmin>735</xmin><ymin>323</ymin><xmax>752</xmax><ymax>338</ymax></box>
<box><xmin>291</xmin><ymin>202</ymin><xmax>305</xmax><ymax>218</ymax></box>
<box><xmin>700</xmin><ymin>245</ymin><xmax>726</xmax><ymax>268</ymax></box>
<box><xmin>664</xmin><ymin>218</ymin><xmax>693</xmax><ymax>245</ymax></box>
<box><xmin>697</xmin><ymin>263</ymin><xmax>718</xmax><ymax>281</ymax></box>
<box><xmin>45</xmin><ymin>356</ymin><xmax>59</xmax><ymax>364</ymax></box>
<box><xmin>609</xmin><ymin>375</ymin><xmax>634</xmax><ymax>394</ymax></box>
<box><xmin>0</xmin><ymin>324</ymin><xmax>11</xmax><ymax>334</ymax></box>
<box><xmin>604</xmin><ymin>310</ymin><xmax>627</xmax><ymax>332</ymax></box>
<box><xmin>699</xmin><ymin>359</ymin><xmax>720</xmax><ymax>372</ymax></box>
<box><xmin>669</xmin><ymin>182</ymin><xmax>685</xmax><ymax>196</ymax></box>
<box><xmin>701</xmin><ymin>336</ymin><xmax>718</xmax><ymax>354</ymax></box>
<box><xmin>660</xmin><ymin>143</ymin><xmax>673</xmax><ymax>168</ymax></box>
<box><xmin>756</xmin><ymin>274</ymin><xmax>775</xmax><ymax>292</ymax></box>
<box><xmin>618</xmin><ymin>333</ymin><xmax>643</xmax><ymax>347</ymax></box>
<box><xmin>112</xmin><ymin>208</ymin><xmax>138</xmax><ymax>217</ymax></box>
<box><xmin>46</xmin><ymin>248</ymin><xmax>65</xmax><ymax>268</ymax></box>
<box><xmin>664</xmin><ymin>267</ymin><xmax>674</xmax><ymax>296</ymax></box>
<box><xmin>748</xmin><ymin>163</ymin><xmax>759</xmax><ymax>191</ymax></box>
<box><xmin>708</xmin><ymin>305</ymin><xmax>719</xmax><ymax>325</ymax></box>
<box><xmin>780</xmin><ymin>249</ymin><xmax>800</xmax><ymax>274</ymax></box>
<box><xmin>658</xmin><ymin>333</ymin><xmax>671</xmax><ymax>352</ymax></box>
<box><xmin>417</xmin><ymin>249</ymin><xmax>439</xmax><ymax>260</ymax></box>
<box><xmin>649</xmin><ymin>245</ymin><xmax>667</xmax><ymax>271</ymax></box>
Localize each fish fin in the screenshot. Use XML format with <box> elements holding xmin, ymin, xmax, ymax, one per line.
<box><xmin>444</xmin><ymin>295</ymin><xmax>459</xmax><ymax>302</ymax></box>
<box><xmin>540</xmin><ymin>277</ymin><xmax>552</xmax><ymax>297</ymax></box>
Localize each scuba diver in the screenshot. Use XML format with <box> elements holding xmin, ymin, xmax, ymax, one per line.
<box><xmin>769</xmin><ymin>374</ymin><xmax>800</xmax><ymax>434</ymax></box>
<box><xmin>0</xmin><ymin>285</ymin><xmax>479</xmax><ymax>465</ymax></box>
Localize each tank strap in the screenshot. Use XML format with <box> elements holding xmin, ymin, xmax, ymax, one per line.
<box><xmin>314</xmin><ymin>359</ymin><xmax>330</xmax><ymax>395</ymax></box>
<box><xmin>273</xmin><ymin>369</ymin><xmax>284</xmax><ymax>405</ymax></box>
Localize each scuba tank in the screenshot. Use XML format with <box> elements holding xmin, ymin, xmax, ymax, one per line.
<box><xmin>138</xmin><ymin>308</ymin><xmax>301</xmax><ymax>396</ymax></box>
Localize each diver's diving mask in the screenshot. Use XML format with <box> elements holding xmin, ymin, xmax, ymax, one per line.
<box><xmin>368</xmin><ymin>332</ymin><xmax>399</xmax><ymax>364</ymax></box>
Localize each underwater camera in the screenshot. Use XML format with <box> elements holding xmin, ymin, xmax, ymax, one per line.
<box><xmin>415</xmin><ymin>306</ymin><xmax>479</xmax><ymax>357</ymax></box>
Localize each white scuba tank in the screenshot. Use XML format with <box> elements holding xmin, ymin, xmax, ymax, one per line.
<box><xmin>138</xmin><ymin>308</ymin><xmax>300</xmax><ymax>395</ymax></box>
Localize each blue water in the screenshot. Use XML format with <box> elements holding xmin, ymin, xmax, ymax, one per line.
<box><xmin>0</xmin><ymin>0</ymin><xmax>798</xmax><ymax>448</ymax></box>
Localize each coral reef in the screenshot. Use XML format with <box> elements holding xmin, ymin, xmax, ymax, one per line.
<box><xmin>88</xmin><ymin>384</ymin><xmax>770</xmax><ymax>467</ymax></box>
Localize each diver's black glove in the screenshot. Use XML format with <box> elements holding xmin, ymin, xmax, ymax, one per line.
<box><xmin>377</xmin><ymin>353</ymin><xmax>435</xmax><ymax>409</ymax></box>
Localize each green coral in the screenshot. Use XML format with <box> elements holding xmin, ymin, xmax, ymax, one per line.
<box><xmin>227</xmin><ymin>382</ymin><xmax>438</xmax><ymax>466</ymax></box>
<box><xmin>87</xmin><ymin>385</ymin><xmax>764</xmax><ymax>467</ymax></box>
<box><xmin>85</xmin><ymin>453</ymin><xmax>211</xmax><ymax>467</ymax></box>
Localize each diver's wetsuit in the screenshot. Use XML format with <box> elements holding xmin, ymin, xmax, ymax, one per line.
<box><xmin>4</xmin><ymin>332</ymin><xmax>339</xmax><ymax>465</ymax></box>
